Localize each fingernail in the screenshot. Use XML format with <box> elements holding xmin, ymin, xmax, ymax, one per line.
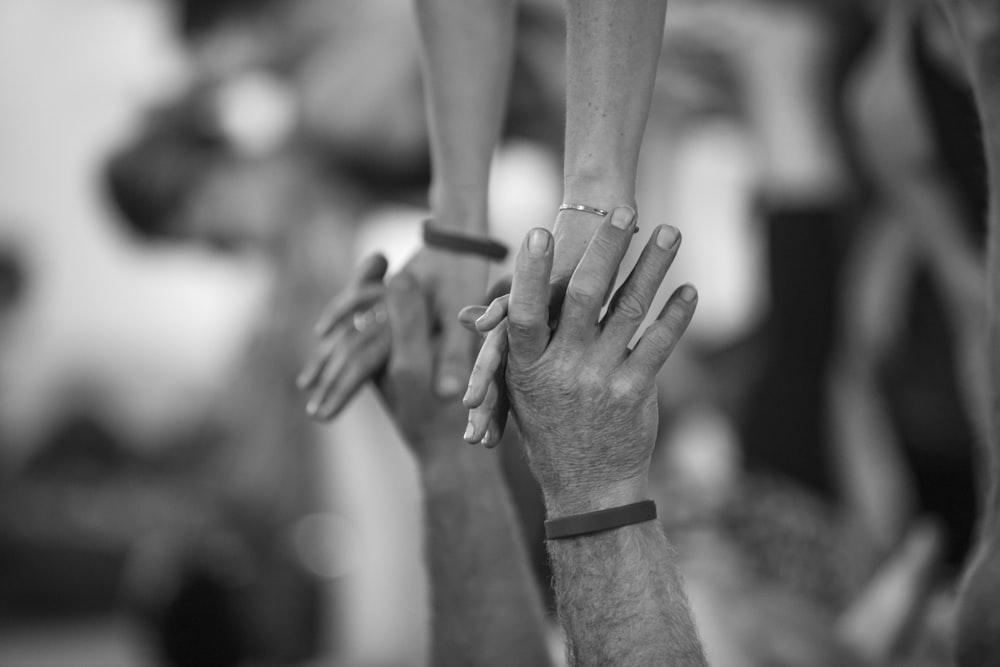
<box><xmin>527</xmin><ymin>228</ymin><xmax>550</xmax><ymax>255</ymax></box>
<box><xmin>611</xmin><ymin>206</ymin><xmax>636</xmax><ymax>230</ymax></box>
<box><xmin>482</xmin><ymin>430</ymin><xmax>491</xmax><ymax>445</ymax></box>
<box><xmin>679</xmin><ymin>284</ymin><xmax>698</xmax><ymax>303</ymax></box>
<box><xmin>656</xmin><ymin>226</ymin><xmax>680</xmax><ymax>250</ymax></box>
<box><xmin>462</xmin><ymin>385</ymin><xmax>473</xmax><ymax>405</ymax></box>
<box><xmin>306</xmin><ymin>400</ymin><xmax>319</xmax><ymax>417</ymax></box>
<box><xmin>438</xmin><ymin>375</ymin><xmax>464</xmax><ymax>397</ymax></box>
<box><xmin>464</xmin><ymin>423</ymin><xmax>475</xmax><ymax>441</ymax></box>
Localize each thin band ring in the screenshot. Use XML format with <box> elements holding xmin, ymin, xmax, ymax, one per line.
<box><xmin>352</xmin><ymin>305</ymin><xmax>388</xmax><ymax>333</ymax></box>
<box><xmin>559</xmin><ymin>203</ymin><xmax>609</xmax><ymax>217</ymax></box>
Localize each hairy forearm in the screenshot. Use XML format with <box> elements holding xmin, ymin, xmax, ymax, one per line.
<box><xmin>546</xmin><ymin>520</ymin><xmax>707</xmax><ymax>666</ymax></box>
<box><xmin>414</xmin><ymin>0</ymin><xmax>517</xmax><ymax>233</ymax></box>
<box><xmin>421</xmin><ymin>451</ymin><xmax>552</xmax><ymax>667</ymax></box>
<box><xmin>562</xmin><ymin>0</ymin><xmax>668</xmax><ymax>210</ymax></box>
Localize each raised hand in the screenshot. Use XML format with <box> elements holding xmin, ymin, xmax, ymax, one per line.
<box><xmin>503</xmin><ymin>206</ymin><xmax>695</xmax><ymax>513</ymax></box>
<box><xmin>460</xmin><ymin>207</ymin><xmax>612</xmax><ymax>446</ymax></box>
<box><xmin>298</xmin><ymin>254</ymin><xmax>390</xmax><ymax>421</ymax></box>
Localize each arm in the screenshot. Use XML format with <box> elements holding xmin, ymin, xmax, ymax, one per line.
<box><xmin>383</xmin><ymin>272</ymin><xmax>552</xmax><ymax>666</ymax></box>
<box><xmin>421</xmin><ymin>447</ymin><xmax>552</xmax><ymax>666</ymax></box>
<box><xmin>555</xmin><ymin>0</ymin><xmax>668</xmax><ymax>277</ymax></box>
<box><xmin>503</xmin><ymin>209</ymin><xmax>707</xmax><ymax>665</ymax></box>
<box><xmin>301</xmin><ymin>262</ymin><xmax>552</xmax><ymax>666</ymax></box>
<box><xmin>414</xmin><ymin>0</ymin><xmax>517</xmax><ymax>236</ymax></box>
<box><xmin>408</xmin><ymin>0</ymin><xmax>517</xmax><ymax>397</ymax></box>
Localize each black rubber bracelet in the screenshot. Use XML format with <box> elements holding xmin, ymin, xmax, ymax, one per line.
<box><xmin>422</xmin><ymin>219</ymin><xmax>509</xmax><ymax>262</ymax></box>
<box><xmin>544</xmin><ymin>500</ymin><xmax>657</xmax><ymax>540</ymax></box>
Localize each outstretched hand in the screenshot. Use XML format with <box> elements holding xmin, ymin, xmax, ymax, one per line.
<box><xmin>458</xmin><ymin>207</ymin><xmax>611</xmax><ymax>445</ymax></box>
<box><xmin>502</xmin><ymin>207</ymin><xmax>696</xmax><ymax>514</ymax></box>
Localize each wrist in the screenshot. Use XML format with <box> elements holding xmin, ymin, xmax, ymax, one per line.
<box><xmin>562</xmin><ymin>172</ymin><xmax>637</xmax><ymax>214</ymax></box>
<box><xmin>542</xmin><ymin>474</ymin><xmax>650</xmax><ymax>518</ymax></box>
<box><xmin>429</xmin><ymin>182</ymin><xmax>489</xmax><ymax>233</ymax></box>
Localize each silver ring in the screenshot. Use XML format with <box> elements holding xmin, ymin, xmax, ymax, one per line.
<box><xmin>351</xmin><ymin>305</ymin><xmax>387</xmax><ymax>333</ymax></box>
<box><xmin>559</xmin><ymin>203</ymin><xmax>609</xmax><ymax>217</ymax></box>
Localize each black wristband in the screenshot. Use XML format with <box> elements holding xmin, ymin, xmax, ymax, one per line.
<box><xmin>544</xmin><ymin>500</ymin><xmax>657</xmax><ymax>540</ymax></box>
<box><xmin>422</xmin><ymin>219</ymin><xmax>509</xmax><ymax>262</ymax></box>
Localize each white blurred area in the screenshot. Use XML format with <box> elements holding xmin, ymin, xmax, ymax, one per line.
<box><xmin>0</xmin><ymin>0</ymin><xmax>273</xmax><ymax>459</ymax></box>
<box><xmin>0</xmin><ymin>0</ymin><xmax>760</xmax><ymax>665</ymax></box>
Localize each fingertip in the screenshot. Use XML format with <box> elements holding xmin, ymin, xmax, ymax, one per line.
<box><xmin>525</xmin><ymin>228</ymin><xmax>552</xmax><ymax>256</ymax></box>
<box><xmin>678</xmin><ymin>283</ymin><xmax>698</xmax><ymax>304</ymax></box>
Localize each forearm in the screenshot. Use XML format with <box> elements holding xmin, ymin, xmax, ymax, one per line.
<box><xmin>546</xmin><ymin>519</ymin><xmax>707</xmax><ymax>666</ymax></box>
<box><xmin>421</xmin><ymin>450</ymin><xmax>552</xmax><ymax>667</ymax></box>
<box><xmin>562</xmin><ymin>0</ymin><xmax>668</xmax><ymax>210</ymax></box>
<box><xmin>414</xmin><ymin>0</ymin><xmax>517</xmax><ymax>233</ymax></box>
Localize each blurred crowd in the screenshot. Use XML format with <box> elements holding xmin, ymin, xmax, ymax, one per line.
<box><xmin>0</xmin><ymin>0</ymin><xmax>990</xmax><ymax>665</ymax></box>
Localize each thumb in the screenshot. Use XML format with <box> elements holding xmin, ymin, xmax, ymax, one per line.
<box><xmin>436</xmin><ymin>317</ymin><xmax>474</xmax><ymax>398</ymax></box>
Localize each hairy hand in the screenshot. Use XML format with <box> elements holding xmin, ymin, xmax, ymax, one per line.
<box><xmin>503</xmin><ymin>207</ymin><xmax>696</xmax><ymax>515</ymax></box>
<box><xmin>459</xmin><ymin>207</ymin><xmax>609</xmax><ymax>445</ymax></box>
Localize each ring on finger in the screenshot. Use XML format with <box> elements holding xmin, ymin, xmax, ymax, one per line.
<box><xmin>351</xmin><ymin>304</ymin><xmax>388</xmax><ymax>333</ymax></box>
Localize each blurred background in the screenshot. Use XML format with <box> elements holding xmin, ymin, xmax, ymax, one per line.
<box><xmin>0</xmin><ymin>0</ymin><xmax>987</xmax><ymax>665</ymax></box>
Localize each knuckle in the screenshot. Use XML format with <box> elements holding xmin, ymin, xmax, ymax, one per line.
<box><xmin>614</xmin><ymin>291</ymin><xmax>648</xmax><ymax>321</ymax></box>
<box><xmin>565</xmin><ymin>282</ymin><xmax>599</xmax><ymax>310</ymax></box>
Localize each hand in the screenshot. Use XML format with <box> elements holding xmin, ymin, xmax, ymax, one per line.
<box><xmin>406</xmin><ymin>246</ymin><xmax>491</xmax><ymax>398</ymax></box>
<box><xmin>503</xmin><ymin>207</ymin><xmax>697</xmax><ymax>515</ymax></box>
<box><xmin>458</xmin><ymin>207</ymin><xmax>611</xmax><ymax>445</ymax></box>
<box><xmin>375</xmin><ymin>271</ymin><xmax>473</xmax><ymax>460</ymax></box>
<box><xmin>298</xmin><ymin>254</ymin><xmax>390</xmax><ymax>420</ymax></box>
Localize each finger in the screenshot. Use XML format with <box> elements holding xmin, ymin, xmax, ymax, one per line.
<box><xmin>465</xmin><ymin>378</ymin><xmax>500</xmax><ymax>445</ymax></box>
<box><xmin>475</xmin><ymin>294</ymin><xmax>510</xmax><ymax>332</ymax></box>
<box><xmin>297</xmin><ymin>329</ymin><xmax>346</xmax><ymax>390</ymax></box>
<box><xmin>626</xmin><ymin>284</ymin><xmax>697</xmax><ymax>380</ymax></box>
<box><xmin>464</xmin><ymin>321</ymin><xmax>508</xmax><ymax>408</ymax></box>
<box><xmin>312</xmin><ymin>334</ymin><xmax>391</xmax><ymax>421</ymax></box>
<box><xmin>482</xmin><ymin>381</ymin><xmax>509</xmax><ymax>449</ymax></box>
<box><xmin>557</xmin><ymin>206</ymin><xmax>637</xmax><ymax>341</ymax></box>
<box><xmin>601</xmin><ymin>225</ymin><xmax>681</xmax><ymax>348</ymax></box>
<box><xmin>308</xmin><ymin>328</ymin><xmax>372</xmax><ymax>416</ymax></box>
<box><xmin>507</xmin><ymin>228</ymin><xmax>554</xmax><ymax>363</ymax></box>
<box><xmin>314</xmin><ymin>283</ymin><xmax>386</xmax><ymax>336</ymax></box>
<box><xmin>458</xmin><ymin>305</ymin><xmax>487</xmax><ymax>331</ymax></box>
<box><xmin>385</xmin><ymin>272</ymin><xmax>433</xmax><ymax>380</ymax></box>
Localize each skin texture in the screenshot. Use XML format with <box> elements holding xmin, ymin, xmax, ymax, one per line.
<box><xmin>938</xmin><ymin>2</ymin><xmax>1000</xmax><ymax>664</ymax></box>
<box><xmin>302</xmin><ymin>258</ymin><xmax>552</xmax><ymax>667</ymax></box>
<box><xmin>504</xmin><ymin>210</ymin><xmax>707</xmax><ymax>665</ymax></box>
<box><xmin>464</xmin><ymin>0</ymin><xmax>670</xmax><ymax>443</ymax></box>
<box><xmin>410</xmin><ymin>0</ymin><xmax>517</xmax><ymax>399</ymax></box>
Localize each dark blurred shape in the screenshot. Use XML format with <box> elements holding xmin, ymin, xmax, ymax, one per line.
<box><xmin>104</xmin><ymin>102</ymin><xmax>227</xmax><ymax>243</ymax></box>
<box><xmin>0</xmin><ymin>246</ymin><xmax>27</xmax><ymax>313</ymax></box>
<box><xmin>170</xmin><ymin>0</ymin><xmax>278</xmax><ymax>38</ymax></box>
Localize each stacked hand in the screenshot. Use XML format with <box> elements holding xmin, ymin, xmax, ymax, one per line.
<box><xmin>501</xmin><ymin>207</ymin><xmax>697</xmax><ymax>514</ymax></box>
<box><xmin>298</xmin><ymin>254</ymin><xmax>473</xmax><ymax>460</ymax></box>
<box><xmin>459</xmin><ymin>207</ymin><xmax>611</xmax><ymax>445</ymax></box>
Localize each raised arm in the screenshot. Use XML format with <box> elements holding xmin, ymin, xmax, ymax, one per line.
<box><xmin>414</xmin><ymin>0</ymin><xmax>516</xmax><ymax>237</ymax></box>
<box><xmin>300</xmin><ymin>257</ymin><xmax>552</xmax><ymax>666</ymax></box>
<box><xmin>555</xmin><ymin>0</ymin><xmax>669</xmax><ymax>277</ymax></box>
<box><xmin>504</xmin><ymin>208</ymin><xmax>707</xmax><ymax>665</ymax></box>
